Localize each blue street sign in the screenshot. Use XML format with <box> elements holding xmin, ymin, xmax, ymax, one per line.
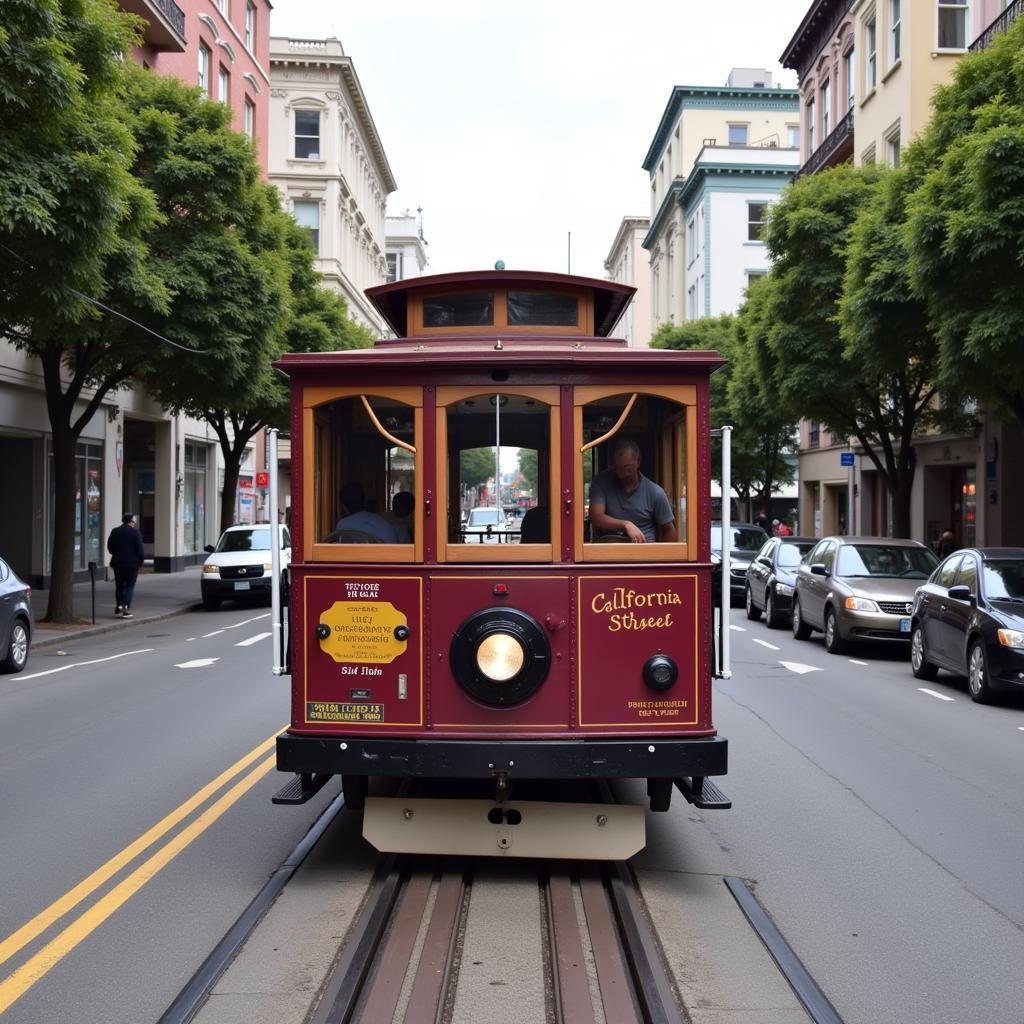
<box><xmin>841</xmin><ymin>452</ymin><xmax>855</xmax><ymax>467</ymax></box>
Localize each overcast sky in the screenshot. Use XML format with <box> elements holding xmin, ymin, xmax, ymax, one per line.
<box><xmin>269</xmin><ymin>0</ymin><xmax>810</xmax><ymax>279</ymax></box>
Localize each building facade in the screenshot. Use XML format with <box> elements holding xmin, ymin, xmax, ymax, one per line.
<box><xmin>641</xmin><ymin>69</ymin><xmax>800</xmax><ymax>329</ymax></box>
<box><xmin>782</xmin><ymin>0</ymin><xmax>1021</xmax><ymax>544</ymax></box>
<box><xmin>385</xmin><ymin>209</ymin><xmax>430</xmax><ymax>282</ymax></box>
<box><xmin>603</xmin><ymin>217</ymin><xmax>651</xmax><ymax>346</ymax></box>
<box><xmin>268</xmin><ymin>37</ymin><xmax>397</xmax><ymax>334</ymax></box>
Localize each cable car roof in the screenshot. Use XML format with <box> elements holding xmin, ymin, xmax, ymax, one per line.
<box><xmin>366</xmin><ymin>269</ymin><xmax>635</xmax><ymax>339</ymax></box>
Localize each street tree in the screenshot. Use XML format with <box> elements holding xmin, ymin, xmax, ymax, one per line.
<box><xmin>906</xmin><ymin>16</ymin><xmax>1024</xmax><ymax>429</ymax></box>
<box><xmin>0</xmin><ymin>0</ymin><xmax>166</xmax><ymax>622</ymax></box>
<box><xmin>118</xmin><ymin>68</ymin><xmax>371</xmax><ymax>533</ymax></box>
<box><xmin>760</xmin><ymin>162</ymin><xmax>949</xmax><ymax>537</ymax></box>
<box><xmin>840</xmin><ymin>165</ymin><xmax>974</xmax><ymax>535</ymax></box>
<box><xmin>653</xmin><ymin>313</ymin><xmax>796</xmax><ymax>519</ymax></box>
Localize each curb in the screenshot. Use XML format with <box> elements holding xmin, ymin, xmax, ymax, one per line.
<box><xmin>32</xmin><ymin>605</ymin><xmax>204</xmax><ymax>650</ymax></box>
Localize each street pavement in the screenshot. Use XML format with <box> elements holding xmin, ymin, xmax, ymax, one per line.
<box><xmin>29</xmin><ymin>566</ymin><xmax>208</xmax><ymax>649</ymax></box>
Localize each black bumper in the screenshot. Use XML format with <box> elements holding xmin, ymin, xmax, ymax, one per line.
<box><xmin>201</xmin><ymin>577</ymin><xmax>272</xmax><ymax>597</ymax></box>
<box><xmin>277</xmin><ymin>733</ymin><xmax>728</xmax><ymax>780</ymax></box>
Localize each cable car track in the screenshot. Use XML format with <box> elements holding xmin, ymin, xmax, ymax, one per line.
<box><xmin>309</xmin><ymin>855</ymin><xmax>685</xmax><ymax>1024</ymax></box>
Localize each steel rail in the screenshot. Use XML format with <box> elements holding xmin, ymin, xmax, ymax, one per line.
<box><xmin>157</xmin><ymin>786</ymin><xmax>346</xmax><ymax>1024</ymax></box>
<box><xmin>724</xmin><ymin>875</ymin><xmax>845</xmax><ymax>1024</ymax></box>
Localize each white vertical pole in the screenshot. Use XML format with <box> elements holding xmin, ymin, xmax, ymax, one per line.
<box><xmin>848</xmin><ymin>446</ymin><xmax>856</xmax><ymax>536</ymax></box>
<box><xmin>494</xmin><ymin>397</ymin><xmax>501</xmax><ymax>513</ymax></box>
<box><xmin>268</xmin><ymin>428</ymin><xmax>284</xmax><ymax>675</ymax></box>
<box><xmin>720</xmin><ymin>425</ymin><xmax>732</xmax><ymax>680</ymax></box>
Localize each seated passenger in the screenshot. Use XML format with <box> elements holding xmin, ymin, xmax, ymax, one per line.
<box><xmin>588</xmin><ymin>439</ymin><xmax>677</xmax><ymax>544</ymax></box>
<box><xmin>519</xmin><ymin>504</ymin><xmax>550</xmax><ymax>543</ymax></box>
<box><xmin>332</xmin><ymin>482</ymin><xmax>401</xmax><ymax>543</ymax></box>
<box><xmin>382</xmin><ymin>490</ymin><xmax>414</xmax><ymax>543</ymax></box>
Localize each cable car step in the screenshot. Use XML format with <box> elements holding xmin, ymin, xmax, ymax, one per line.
<box><xmin>674</xmin><ymin>776</ymin><xmax>731</xmax><ymax>810</ymax></box>
<box><xmin>272</xmin><ymin>772</ymin><xmax>332</xmax><ymax>805</ymax></box>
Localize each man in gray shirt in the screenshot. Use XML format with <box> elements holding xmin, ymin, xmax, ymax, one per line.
<box><xmin>589</xmin><ymin>440</ymin><xmax>677</xmax><ymax>543</ymax></box>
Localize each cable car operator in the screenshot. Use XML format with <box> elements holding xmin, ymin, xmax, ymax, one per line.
<box><xmin>589</xmin><ymin>439</ymin><xmax>677</xmax><ymax>544</ymax></box>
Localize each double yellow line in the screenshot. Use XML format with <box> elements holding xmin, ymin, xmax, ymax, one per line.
<box><xmin>0</xmin><ymin>727</ymin><xmax>286</xmax><ymax>1015</ymax></box>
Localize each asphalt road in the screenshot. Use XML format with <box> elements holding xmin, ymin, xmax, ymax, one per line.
<box><xmin>635</xmin><ymin>606</ymin><xmax>1024</xmax><ymax>1024</ymax></box>
<box><xmin>3</xmin><ymin>602</ymin><xmax>1023</xmax><ymax>1023</ymax></box>
<box><xmin>0</xmin><ymin>606</ymin><xmax>336</xmax><ymax>1024</ymax></box>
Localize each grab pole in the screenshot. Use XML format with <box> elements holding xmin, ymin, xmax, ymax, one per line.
<box><xmin>268</xmin><ymin>428</ymin><xmax>285</xmax><ymax>676</ymax></box>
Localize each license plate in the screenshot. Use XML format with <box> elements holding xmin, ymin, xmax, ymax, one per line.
<box><xmin>899</xmin><ymin>618</ymin><xmax>910</xmax><ymax>633</ymax></box>
<box><xmin>234</xmin><ymin>581</ymin><xmax>251</xmax><ymax>591</ymax></box>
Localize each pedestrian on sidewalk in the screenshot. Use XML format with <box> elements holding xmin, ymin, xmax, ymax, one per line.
<box><xmin>107</xmin><ymin>513</ymin><xmax>144</xmax><ymax>618</ymax></box>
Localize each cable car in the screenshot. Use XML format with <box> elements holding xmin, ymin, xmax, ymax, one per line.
<box><xmin>268</xmin><ymin>268</ymin><xmax>730</xmax><ymax>859</ymax></box>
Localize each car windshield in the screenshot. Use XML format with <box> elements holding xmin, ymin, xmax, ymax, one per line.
<box><xmin>983</xmin><ymin>559</ymin><xmax>1024</xmax><ymax>600</ymax></box>
<box><xmin>711</xmin><ymin>527</ymin><xmax>766</xmax><ymax>552</ymax></box>
<box><xmin>835</xmin><ymin>544</ymin><xmax>937</xmax><ymax>578</ymax></box>
<box><xmin>215</xmin><ymin>528</ymin><xmax>272</xmax><ymax>553</ymax></box>
<box><xmin>778</xmin><ymin>541</ymin><xmax>814</xmax><ymax>567</ymax></box>
<box><xmin>468</xmin><ymin>509</ymin><xmax>503</xmax><ymax>527</ymax></box>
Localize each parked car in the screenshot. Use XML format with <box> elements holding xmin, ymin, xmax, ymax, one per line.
<box><xmin>711</xmin><ymin>523</ymin><xmax>770</xmax><ymax>605</ymax></box>
<box><xmin>910</xmin><ymin>547</ymin><xmax>1024</xmax><ymax>703</ymax></box>
<box><xmin>463</xmin><ymin>506</ymin><xmax>507</xmax><ymax>543</ymax></box>
<box><xmin>792</xmin><ymin>536</ymin><xmax>938</xmax><ymax>653</ymax></box>
<box><xmin>0</xmin><ymin>555</ymin><xmax>33</xmax><ymax>673</ymax></box>
<box><xmin>201</xmin><ymin>524</ymin><xmax>291</xmax><ymax>610</ymax></box>
<box><xmin>745</xmin><ymin>536</ymin><xmax>817</xmax><ymax>627</ymax></box>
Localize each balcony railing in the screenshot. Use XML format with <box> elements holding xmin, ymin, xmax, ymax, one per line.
<box><xmin>970</xmin><ymin>0</ymin><xmax>1023</xmax><ymax>50</ymax></box>
<box><xmin>796</xmin><ymin>107</ymin><xmax>854</xmax><ymax>178</ymax></box>
<box><xmin>153</xmin><ymin>0</ymin><xmax>185</xmax><ymax>38</ymax></box>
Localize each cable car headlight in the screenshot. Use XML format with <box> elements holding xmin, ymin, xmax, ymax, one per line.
<box><xmin>450</xmin><ymin>607</ymin><xmax>550</xmax><ymax>706</ymax></box>
<box><xmin>475</xmin><ymin>632</ymin><xmax>526</xmax><ymax>681</ymax></box>
<box><xmin>643</xmin><ymin>654</ymin><xmax>678</xmax><ymax>692</ymax></box>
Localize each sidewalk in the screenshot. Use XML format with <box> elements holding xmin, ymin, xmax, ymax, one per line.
<box><xmin>30</xmin><ymin>566</ymin><xmax>206</xmax><ymax>649</ymax></box>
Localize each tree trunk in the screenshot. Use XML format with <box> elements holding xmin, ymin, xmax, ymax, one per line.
<box><xmin>44</xmin><ymin>390</ymin><xmax>80</xmax><ymax>623</ymax></box>
<box><xmin>220</xmin><ymin>445</ymin><xmax>243</xmax><ymax>536</ymax></box>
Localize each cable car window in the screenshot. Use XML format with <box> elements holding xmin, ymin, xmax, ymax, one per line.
<box><xmin>422</xmin><ymin>291</ymin><xmax>494</xmax><ymax>328</ymax></box>
<box><xmin>507</xmin><ymin>290</ymin><xmax>579</xmax><ymax>327</ymax></box>
<box><xmin>312</xmin><ymin>394</ymin><xmax>416</xmax><ymax>552</ymax></box>
<box><xmin>577</xmin><ymin>389</ymin><xmax>694</xmax><ymax>562</ymax></box>
<box><xmin>439</xmin><ymin>389</ymin><xmax>558</xmax><ymax>561</ymax></box>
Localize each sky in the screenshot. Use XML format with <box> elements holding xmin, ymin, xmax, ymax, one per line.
<box><xmin>269</xmin><ymin>0</ymin><xmax>811</xmax><ymax>279</ymax></box>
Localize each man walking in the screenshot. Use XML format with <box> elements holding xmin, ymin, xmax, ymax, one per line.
<box><xmin>107</xmin><ymin>513</ymin><xmax>144</xmax><ymax>617</ymax></box>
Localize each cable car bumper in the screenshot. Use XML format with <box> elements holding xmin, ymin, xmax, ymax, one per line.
<box><xmin>276</xmin><ymin>733</ymin><xmax>727</xmax><ymax>781</ymax></box>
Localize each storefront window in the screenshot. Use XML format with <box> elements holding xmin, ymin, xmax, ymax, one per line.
<box><xmin>46</xmin><ymin>440</ymin><xmax>103</xmax><ymax>572</ymax></box>
<box><xmin>184</xmin><ymin>443</ymin><xmax>207</xmax><ymax>554</ymax></box>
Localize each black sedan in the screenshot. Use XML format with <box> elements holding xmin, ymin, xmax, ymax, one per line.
<box><xmin>0</xmin><ymin>555</ymin><xmax>32</xmax><ymax>673</ymax></box>
<box><xmin>711</xmin><ymin>523</ymin><xmax>770</xmax><ymax>605</ymax></box>
<box><xmin>910</xmin><ymin>547</ymin><xmax>1024</xmax><ymax>702</ymax></box>
<box><xmin>745</xmin><ymin>536</ymin><xmax>817</xmax><ymax>627</ymax></box>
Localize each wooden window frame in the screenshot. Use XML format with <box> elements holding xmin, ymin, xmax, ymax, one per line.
<box><xmin>574</xmin><ymin>384</ymin><xmax>697</xmax><ymax>563</ymax></box>
<box><xmin>303</xmin><ymin>385</ymin><xmax>423</xmax><ymax>564</ymax></box>
<box><xmin>435</xmin><ymin>386</ymin><xmax>561</xmax><ymax>563</ymax></box>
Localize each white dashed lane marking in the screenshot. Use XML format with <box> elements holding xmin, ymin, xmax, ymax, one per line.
<box><xmin>175</xmin><ymin>658</ymin><xmax>220</xmax><ymax>669</ymax></box>
<box><xmin>235</xmin><ymin>632</ymin><xmax>272</xmax><ymax>647</ymax></box>
<box><xmin>730</xmin><ymin>625</ymin><xmax>747</xmax><ymax>632</ymax></box>
<box><xmin>19</xmin><ymin>649</ymin><xmax>154</xmax><ymax>681</ymax></box>
<box><xmin>752</xmin><ymin>638</ymin><xmax>781</xmax><ymax>651</ymax></box>
<box><xmin>918</xmin><ymin>688</ymin><xmax>955</xmax><ymax>702</ymax></box>
<box><xmin>849</xmin><ymin>659</ymin><xmax>870</xmax><ymax>666</ymax></box>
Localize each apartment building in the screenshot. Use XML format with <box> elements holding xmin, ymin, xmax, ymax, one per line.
<box><xmin>268</xmin><ymin>37</ymin><xmax>396</xmax><ymax>334</ymax></box>
<box><xmin>781</xmin><ymin>0</ymin><xmax>1021</xmax><ymax>544</ymax></box>
<box><xmin>603</xmin><ymin>217</ymin><xmax>651</xmax><ymax>347</ymax></box>
<box><xmin>641</xmin><ymin>69</ymin><xmax>800</xmax><ymax>330</ymax></box>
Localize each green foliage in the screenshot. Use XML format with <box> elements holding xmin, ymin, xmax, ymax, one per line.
<box><xmin>906</xmin><ymin>15</ymin><xmax>1024</xmax><ymax>426</ymax></box>
<box><xmin>653</xmin><ymin>312</ymin><xmax>796</xmax><ymax>509</ymax></box>
<box><xmin>517</xmin><ymin>448</ymin><xmax>539</xmax><ymax>493</ymax></box>
<box><xmin>461</xmin><ymin>447</ymin><xmax>497</xmax><ymax>490</ymax></box>
<box><xmin>0</xmin><ymin>0</ymin><xmax>163</xmax><ymax>621</ymax></box>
